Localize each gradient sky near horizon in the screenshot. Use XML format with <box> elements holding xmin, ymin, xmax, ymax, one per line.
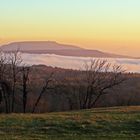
<box><xmin>1</xmin><ymin>0</ymin><xmax>140</xmax><ymax>56</ymax></box>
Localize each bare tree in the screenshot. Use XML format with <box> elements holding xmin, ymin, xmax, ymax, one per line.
<box><xmin>80</xmin><ymin>59</ymin><xmax>126</xmax><ymax>109</ymax></box>
<box><xmin>21</xmin><ymin>66</ymin><xmax>30</xmax><ymax>113</ymax></box>
<box><xmin>0</xmin><ymin>81</ymin><xmax>11</xmax><ymax>113</ymax></box>
<box><xmin>32</xmin><ymin>73</ymin><xmax>54</xmax><ymax>113</ymax></box>
<box><xmin>0</xmin><ymin>51</ymin><xmax>9</xmax><ymax>80</ymax></box>
<box><xmin>0</xmin><ymin>51</ymin><xmax>12</xmax><ymax>113</ymax></box>
<box><xmin>9</xmin><ymin>50</ymin><xmax>22</xmax><ymax>112</ymax></box>
<box><xmin>60</xmin><ymin>59</ymin><xmax>126</xmax><ymax>110</ymax></box>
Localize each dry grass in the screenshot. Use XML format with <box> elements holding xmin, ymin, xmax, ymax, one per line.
<box><xmin>0</xmin><ymin>106</ymin><xmax>139</xmax><ymax>140</ymax></box>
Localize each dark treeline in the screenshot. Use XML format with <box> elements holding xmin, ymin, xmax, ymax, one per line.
<box><xmin>0</xmin><ymin>51</ymin><xmax>140</xmax><ymax>113</ymax></box>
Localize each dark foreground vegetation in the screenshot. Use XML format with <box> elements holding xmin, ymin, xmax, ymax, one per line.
<box><xmin>0</xmin><ymin>106</ymin><xmax>139</xmax><ymax>140</ymax></box>
<box><xmin>0</xmin><ymin>51</ymin><xmax>140</xmax><ymax>113</ymax></box>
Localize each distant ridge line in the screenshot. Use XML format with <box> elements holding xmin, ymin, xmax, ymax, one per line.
<box><xmin>0</xmin><ymin>41</ymin><xmax>138</xmax><ymax>59</ymax></box>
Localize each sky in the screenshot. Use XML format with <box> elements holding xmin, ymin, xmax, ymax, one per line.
<box><xmin>0</xmin><ymin>0</ymin><xmax>140</xmax><ymax>56</ymax></box>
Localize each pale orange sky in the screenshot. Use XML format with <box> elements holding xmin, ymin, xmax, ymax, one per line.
<box><xmin>1</xmin><ymin>0</ymin><xmax>140</xmax><ymax>57</ymax></box>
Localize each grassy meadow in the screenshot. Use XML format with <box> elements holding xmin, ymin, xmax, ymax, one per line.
<box><xmin>0</xmin><ymin>106</ymin><xmax>139</xmax><ymax>140</ymax></box>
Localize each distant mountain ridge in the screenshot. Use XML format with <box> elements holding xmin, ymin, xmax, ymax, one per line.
<box><xmin>0</xmin><ymin>41</ymin><xmax>137</xmax><ymax>59</ymax></box>
<box><xmin>1</xmin><ymin>41</ymin><xmax>82</xmax><ymax>51</ymax></box>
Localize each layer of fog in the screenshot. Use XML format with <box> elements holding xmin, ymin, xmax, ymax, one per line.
<box><xmin>22</xmin><ymin>53</ymin><xmax>140</xmax><ymax>73</ymax></box>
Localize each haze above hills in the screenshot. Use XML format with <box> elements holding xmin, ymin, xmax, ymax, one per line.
<box><xmin>0</xmin><ymin>41</ymin><xmax>137</xmax><ymax>59</ymax></box>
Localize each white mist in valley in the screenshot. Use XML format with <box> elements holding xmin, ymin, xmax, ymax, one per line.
<box><xmin>22</xmin><ymin>53</ymin><xmax>140</xmax><ymax>73</ymax></box>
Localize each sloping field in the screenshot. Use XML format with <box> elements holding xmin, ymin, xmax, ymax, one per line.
<box><xmin>0</xmin><ymin>106</ymin><xmax>140</xmax><ymax>140</ymax></box>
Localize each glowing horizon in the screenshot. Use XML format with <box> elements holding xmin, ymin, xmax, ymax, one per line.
<box><xmin>1</xmin><ymin>0</ymin><xmax>140</xmax><ymax>56</ymax></box>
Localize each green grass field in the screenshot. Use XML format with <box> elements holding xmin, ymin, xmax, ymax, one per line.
<box><xmin>0</xmin><ymin>106</ymin><xmax>140</xmax><ymax>140</ymax></box>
